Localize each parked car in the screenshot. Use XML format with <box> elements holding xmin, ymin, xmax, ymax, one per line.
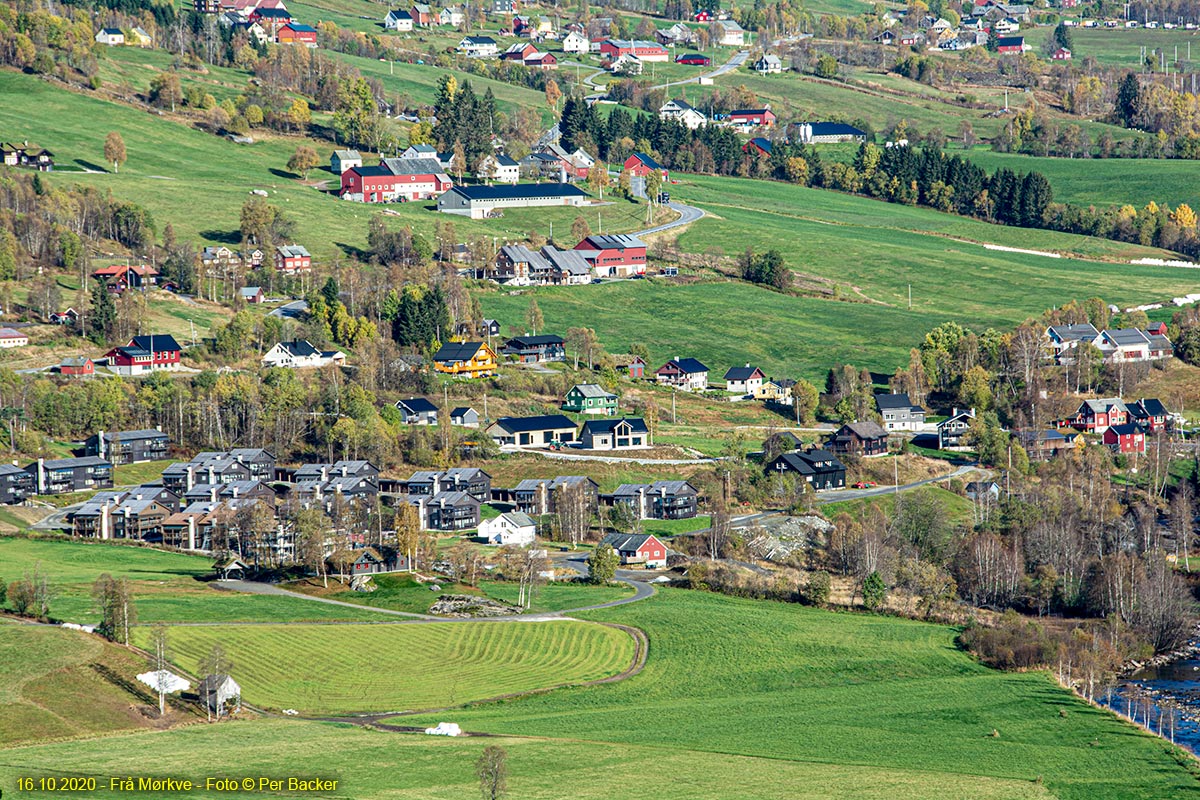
<box><xmin>852</xmin><ymin>481</ymin><xmax>877</xmax><ymax>489</ymax></box>
<box><xmin>675</xmin><ymin>54</ymin><xmax>711</xmax><ymax>66</ymax></box>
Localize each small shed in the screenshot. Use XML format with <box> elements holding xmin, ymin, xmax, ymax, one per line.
<box><xmin>215</xmin><ymin>557</ymin><xmax>248</xmax><ymax>580</ymax></box>
<box><xmin>197</xmin><ymin>673</ymin><xmax>241</xmax><ymax>718</ymax></box>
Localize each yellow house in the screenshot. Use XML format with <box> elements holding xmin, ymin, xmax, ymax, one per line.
<box><xmin>756</xmin><ymin>379</ymin><xmax>794</xmax><ymax>403</ymax></box>
<box><xmin>433</xmin><ymin>341</ymin><xmax>497</xmax><ymax>378</ymax></box>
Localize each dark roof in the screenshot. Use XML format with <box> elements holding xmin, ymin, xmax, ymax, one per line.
<box><xmin>729</xmin><ymin>108</ymin><xmax>773</xmax><ymax>116</ymax></box>
<box><xmin>630</xmin><ymin>152</ymin><xmax>663</xmax><ymax>170</ymax></box>
<box><xmin>800</xmin><ymin>122</ymin><xmax>867</xmax><ymax>138</ymax></box>
<box><xmin>724</xmin><ymin>365</ymin><xmax>762</xmax><ymax>381</ymax></box>
<box><xmin>99</xmin><ymin>428</ymin><xmax>168</xmax><ymax>442</ymax></box>
<box><xmin>279</xmin><ymin>340</ymin><xmax>319</xmax><ymax>357</ymax></box>
<box><xmin>747</xmin><ymin>137</ymin><xmax>773</xmax><ymax>153</ymax></box>
<box><xmin>491</xmin><ymin>414</ymin><xmax>577</xmax><ymax>433</ymax></box>
<box><xmin>996</xmin><ymin>35</ymin><xmax>1024</xmax><ymax>46</ymax></box>
<box><xmin>875</xmin><ymin>393</ymin><xmax>917</xmax><ymax>410</ymax></box>
<box><xmin>351</xmin><ymin>165</ymin><xmax>393</xmax><ymax>177</ymax></box>
<box><xmin>433</xmin><ymin>341</ymin><xmax>485</xmax><ymax>362</ymax></box>
<box><xmin>464</xmin><ymin>35</ymin><xmax>497</xmax><ymax>43</ymax></box>
<box><xmin>397</xmin><ymin>397</ymin><xmax>438</xmax><ymax>414</ymax></box>
<box><xmin>506</xmin><ymin>334</ymin><xmax>564</xmax><ymax>348</ymax></box>
<box><xmin>600</xmin><ymin>532</ymin><xmax>660</xmax><ymax>551</ymax></box>
<box><xmin>770</xmin><ymin>450</ymin><xmax>844</xmax><ymax>475</ymax></box>
<box><xmin>450</xmin><ymin>406</ymin><xmax>476</xmax><ymax>418</ymax></box>
<box><xmin>286</xmin><ymin>23</ymin><xmax>317</xmax><ymax>32</ymax></box>
<box><xmin>447</xmin><ymin>183</ymin><xmax>589</xmax><ymax>201</ymax></box>
<box><xmin>1137</xmin><ymin>398</ymin><xmax>1168</xmax><ymax>416</ymax></box>
<box><xmin>582</xmin><ymin>233</ymin><xmax>645</xmax><ymax>250</ymax></box>
<box><xmin>582</xmin><ymin>417</ymin><xmax>648</xmax><ymax>435</ymax></box>
<box><xmin>662</xmin><ymin>357</ymin><xmax>708</xmax><ymax>374</ymax></box>
<box><xmin>101</xmin><ymin>27</ymin><xmax>123</xmax><ymax>34</ymax></box>
<box><xmin>255</xmin><ymin>7</ymin><xmax>291</xmax><ymax>16</ymax></box>
<box><xmin>839</xmin><ymin>421</ymin><xmax>888</xmax><ymax>439</ymax></box>
<box><xmin>131</xmin><ymin>334</ymin><xmax>183</xmax><ymax>353</ymax></box>
<box><xmin>37</xmin><ymin>456</ymin><xmax>112</xmax><ymax>470</ymax></box>
<box><xmin>0</xmin><ymin>464</ymin><xmax>30</xmax><ymax>477</ymax></box>
<box><xmin>1108</xmin><ymin>423</ymin><xmax>1141</xmax><ymax>436</ymax></box>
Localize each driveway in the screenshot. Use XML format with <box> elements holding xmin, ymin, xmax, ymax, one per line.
<box><xmin>269</xmin><ymin>299</ymin><xmax>308</xmax><ymax>320</ymax></box>
<box><xmin>651</xmin><ymin>49</ymin><xmax>749</xmax><ymax>91</ymax></box>
<box><xmin>819</xmin><ymin>464</ymin><xmax>980</xmax><ymax>503</ymax></box>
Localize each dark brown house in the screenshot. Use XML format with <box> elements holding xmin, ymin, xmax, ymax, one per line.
<box><xmin>825</xmin><ymin>421</ymin><xmax>888</xmax><ymax>457</ymax></box>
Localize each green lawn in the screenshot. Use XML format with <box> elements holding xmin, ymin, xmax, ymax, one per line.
<box><xmin>0</xmin><ymin>69</ymin><xmax>641</xmax><ymax>262</ymax></box>
<box><xmin>0</xmin><ymin>719</ymin><xmax>1056</xmax><ymax>800</ymax></box>
<box><xmin>0</xmin><ymin>537</ymin><xmax>384</xmax><ymax>624</ymax></box>
<box><xmin>960</xmin><ymin>150</ymin><xmax>1200</xmax><ymax>210</ymax></box>
<box><xmin>477</xmin><ymin>579</ymin><xmax>634</xmax><ymax>612</ymax></box>
<box><xmin>141</xmin><ymin>619</ymin><xmax>635</xmax><ymax>713</ymax></box>
<box><xmin>640</xmin><ymin>514</ymin><xmax>711</xmax><ymax>538</ymax></box>
<box><xmin>822</xmin><ymin>485</ymin><xmax>975</xmax><ymax>526</ymax></box>
<box><xmin>1052</xmin><ymin>27</ymin><xmax>1200</xmax><ymax>69</ymax></box>
<box><xmin>112</xmin><ymin>459</ymin><xmax>173</xmax><ymax>488</ymax></box>
<box><xmin>403</xmin><ymin>589</ymin><xmax>1200</xmax><ymax>800</ymax></box>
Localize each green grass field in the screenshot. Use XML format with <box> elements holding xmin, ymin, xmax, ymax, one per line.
<box><xmin>0</xmin><ymin>68</ymin><xmax>643</xmax><ymax>261</ymax></box>
<box><xmin>1052</xmin><ymin>27</ymin><xmax>1200</xmax><ymax>68</ymax></box>
<box><xmin>0</xmin><ymin>719</ymin><xmax>1056</xmax><ymax>800</ymax></box>
<box><xmin>0</xmin><ymin>537</ymin><xmax>384</xmax><ymax>624</ymax></box>
<box><xmin>0</xmin><ymin>624</ymin><xmax>160</xmax><ymax>747</ymax></box>
<box><xmin>402</xmin><ymin>590</ymin><xmax>1200</xmax><ymax>800</ymax></box>
<box><xmin>960</xmin><ymin>150</ymin><xmax>1200</xmax><ymax>210</ymax></box>
<box><xmin>142</xmin><ymin>619</ymin><xmax>636</xmax><ymax>713</ymax></box>
<box><xmin>477</xmin><ymin>173</ymin><xmax>1199</xmax><ymax>380</ymax></box>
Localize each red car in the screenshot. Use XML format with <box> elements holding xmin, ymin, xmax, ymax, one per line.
<box><xmin>852</xmin><ymin>481</ymin><xmax>877</xmax><ymax>489</ymax></box>
<box><xmin>675</xmin><ymin>54</ymin><xmax>711</xmax><ymax>66</ymax></box>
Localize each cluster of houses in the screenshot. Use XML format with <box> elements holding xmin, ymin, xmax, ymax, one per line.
<box><xmin>1045</xmin><ymin>322</ymin><xmax>1174</xmax><ymax>363</ymax></box>
<box><xmin>192</xmin><ymin>0</ymin><xmax>318</xmax><ymax>46</ymax></box>
<box><xmin>1</xmin><ymin>140</ymin><xmax>55</xmax><ymax>171</ymax></box>
<box><xmin>491</xmin><ymin>232</ymin><xmax>645</xmax><ymax>284</ymax></box>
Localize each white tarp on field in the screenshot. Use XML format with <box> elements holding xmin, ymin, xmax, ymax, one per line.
<box><xmin>424</xmin><ymin>722</ymin><xmax>462</xmax><ymax>736</ymax></box>
<box><xmin>136</xmin><ymin>670</ymin><xmax>190</xmax><ymax>694</ymax></box>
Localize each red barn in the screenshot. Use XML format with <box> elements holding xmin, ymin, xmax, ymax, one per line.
<box><xmin>105</xmin><ymin>335</ymin><xmax>183</xmax><ymax>376</ymax></box>
<box><xmin>693</xmin><ymin>10</ymin><xmax>711</xmax><ymax>21</ymax></box>
<box><xmin>599</xmin><ymin>39</ymin><xmax>669</xmax><ymax>62</ymax></box>
<box><xmin>60</xmin><ymin>357</ymin><xmax>95</xmax><ymax>376</ymax></box>
<box><xmin>341</xmin><ymin>160</ymin><xmax>452</xmax><ymax>203</ymax></box>
<box><xmin>574</xmin><ymin>233</ymin><xmax>647</xmax><ymax>277</ymax></box>
<box><xmin>727</xmin><ymin>108</ymin><xmax>777</xmax><ymax>130</ymax></box>
<box><xmin>277</xmin><ymin>23</ymin><xmax>318</xmax><ymax>45</ymax></box>
<box><xmin>600</xmin><ymin>532</ymin><xmax>668</xmax><ymax>568</ymax></box>
<box><xmin>1103</xmin><ymin>423</ymin><xmax>1145</xmax><ymax>454</ymax></box>
<box><xmin>996</xmin><ymin>36</ymin><xmax>1028</xmax><ymax>53</ymax></box>
<box><xmin>525</xmin><ymin>52</ymin><xmax>558</xmax><ymax>69</ymax></box>
<box><xmin>623</xmin><ymin>152</ymin><xmax>667</xmax><ymax>179</ymax></box>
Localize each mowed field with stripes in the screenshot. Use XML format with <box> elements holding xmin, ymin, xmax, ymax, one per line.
<box><xmin>146</xmin><ymin>621</ymin><xmax>636</xmax><ymax>713</ymax></box>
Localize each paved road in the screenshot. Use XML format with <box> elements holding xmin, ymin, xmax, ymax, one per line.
<box><xmin>522</xmin><ymin>448</ymin><xmax>717</xmax><ymax>465</ymax></box>
<box><xmin>269</xmin><ymin>299</ymin><xmax>308</xmax><ymax>320</ymax></box>
<box><xmin>651</xmin><ymin>49</ymin><xmax>749</xmax><ymax>91</ymax></box>
<box><xmin>816</xmin><ymin>464</ymin><xmax>980</xmax><ymax>504</ymax></box>
<box><xmin>633</xmin><ymin>201</ymin><xmax>705</xmax><ymax>237</ymax></box>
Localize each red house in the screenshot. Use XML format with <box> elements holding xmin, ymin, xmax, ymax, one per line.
<box><xmin>727</xmin><ymin>108</ymin><xmax>777</xmax><ymax>130</ymax></box>
<box><xmin>525</xmin><ymin>52</ymin><xmax>558</xmax><ymax>70</ymax></box>
<box><xmin>1103</xmin><ymin>423</ymin><xmax>1145</xmax><ymax>454</ymax></box>
<box><xmin>574</xmin><ymin>233</ymin><xmax>647</xmax><ymax>277</ymax></box>
<box><xmin>341</xmin><ymin>161</ymin><xmax>452</xmax><ymax>203</ymax></box>
<box><xmin>277</xmin><ymin>23</ymin><xmax>318</xmax><ymax>45</ymax></box>
<box><xmin>105</xmin><ymin>334</ymin><xmax>183</xmax><ymax>376</ymax></box>
<box><xmin>600</xmin><ymin>532</ymin><xmax>668</xmax><ymax>568</ymax></box>
<box><xmin>92</xmin><ymin>264</ymin><xmax>160</xmax><ymax>292</ymax></box>
<box><xmin>1147</xmin><ymin>321</ymin><xmax>1168</xmax><ymax>336</ymax></box>
<box><xmin>1070</xmin><ymin>398</ymin><xmax>1128</xmax><ymax>434</ymax></box>
<box><xmin>1050</xmin><ymin>46</ymin><xmax>1072</xmax><ymax>60</ymax></box>
<box><xmin>502</xmin><ymin>41</ymin><xmax>539</xmax><ymax>60</ymax></box>
<box><xmin>623</xmin><ymin>152</ymin><xmax>667</xmax><ymax>179</ymax></box>
<box><xmin>59</xmin><ymin>356</ymin><xmax>94</xmax><ymax>376</ymax></box>
<box><xmin>693</xmin><ymin>10</ymin><xmax>711</xmax><ymax>21</ymax></box>
<box><xmin>996</xmin><ymin>36</ymin><xmax>1028</xmax><ymax>53</ymax></box>
<box><xmin>599</xmin><ymin>39</ymin><xmax>669</xmax><ymax>62</ymax></box>
<box><xmin>275</xmin><ymin>245</ymin><xmax>312</xmax><ymax>273</ymax></box>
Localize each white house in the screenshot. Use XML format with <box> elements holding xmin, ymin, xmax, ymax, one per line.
<box><xmin>439</xmin><ymin>4</ymin><xmax>465</xmax><ymax>26</ymax></box>
<box><xmin>261</xmin><ymin>340</ymin><xmax>346</xmax><ymax>369</ymax></box>
<box><xmin>752</xmin><ymin>54</ymin><xmax>782</xmax><ymax>74</ymax></box>
<box><xmin>330</xmin><ymin>149</ymin><xmax>362</xmax><ymax>174</ymax></box>
<box><xmin>561</xmin><ymin>30</ymin><xmax>589</xmax><ymax>53</ymax></box>
<box><xmin>477</xmin><ymin>512</ymin><xmax>537</xmax><ymax>545</ymax></box>
<box><xmin>385</xmin><ymin>9</ymin><xmax>414</xmax><ymax>30</ymax></box>
<box><xmin>659</xmin><ymin>98</ymin><xmax>707</xmax><ymax>130</ymax></box>
<box><xmin>723</xmin><ymin>364</ymin><xmax>765</xmax><ymax>396</ymax></box>
<box><xmin>0</xmin><ymin>327</ymin><xmax>29</xmax><ymax>348</ymax></box>
<box><xmin>457</xmin><ymin>35</ymin><xmax>498</xmax><ymax>56</ymax></box>
<box><xmin>95</xmin><ymin>28</ymin><xmax>125</xmax><ymax>45</ymax></box>
<box><xmin>716</xmin><ymin>20</ymin><xmax>745</xmax><ymax>46</ymax></box>
<box><xmin>478</xmin><ymin>154</ymin><xmax>520</xmax><ymax>183</ymax></box>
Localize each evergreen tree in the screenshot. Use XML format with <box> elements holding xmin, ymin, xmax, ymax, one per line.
<box><xmin>89</xmin><ymin>281</ymin><xmax>117</xmax><ymax>344</ymax></box>
<box><xmin>320</xmin><ymin>276</ymin><xmax>340</xmax><ymax>307</ymax></box>
<box><xmin>1052</xmin><ymin>21</ymin><xmax>1072</xmax><ymax>52</ymax></box>
<box><xmin>1018</xmin><ymin>171</ymin><xmax>1053</xmax><ymax>228</ymax></box>
<box><xmin>1116</xmin><ymin>73</ymin><xmax>1141</xmax><ymax>128</ymax></box>
<box><xmin>985</xmin><ymin>27</ymin><xmax>999</xmax><ymax>52</ymax></box>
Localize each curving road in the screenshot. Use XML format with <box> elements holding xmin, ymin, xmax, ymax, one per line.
<box><xmin>634</xmin><ymin>200</ymin><xmax>706</xmax><ymax>237</ymax></box>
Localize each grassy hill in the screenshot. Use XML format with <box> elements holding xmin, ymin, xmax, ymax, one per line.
<box><xmin>140</xmin><ymin>619</ymin><xmax>636</xmax><ymax>713</ymax></box>
<box><xmin>0</xmin><ymin>623</ymin><xmax>171</xmax><ymax>747</ymax></box>
<box><xmin>3</xmin><ymin>590</ymin><xmax>1196</xmax><ymax>799</ymax></box>
<box><xmin>482</xmin><ymin>174</ymin><xmax>1199</xmax><ymax>380</ymax></box>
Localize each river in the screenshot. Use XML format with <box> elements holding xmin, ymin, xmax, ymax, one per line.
<box><xmin>1101</xmin><ymin>646</ymin><xmax>1200</xmax><ymax>753</ymax></box>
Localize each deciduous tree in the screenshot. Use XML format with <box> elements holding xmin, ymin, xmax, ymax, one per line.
<box><xmin>104</xmin><ymin>132</ymin><xmax>126</xmax><ymax>174</ymax></box>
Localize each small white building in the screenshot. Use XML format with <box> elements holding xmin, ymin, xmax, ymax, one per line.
<box><xmin>0</xmin><ymin>328</ymin><xmax>29</xmax><ymax>348</ymax></box>
<box><xmin>261</xmin><ymin>340</ymin><xmax>346</xmax><ymax>369</ymax></box>
<box><xmin>331</xmin><ymin>149</ymin><xmax>362</xmax><ymax>174</ymax></box>
<box><xmin>659</xmin><ymin>98</ymin><xmax>707</xmax><ymax>130</ymax></box>
<box><xmin>724</xmin><ymin>364</ymin><xmax>765</xmax><ymax>396</ymax></box>
<box><xmin>477</xmin><ymin>512</ymin><xmax>537</xmax><ymax>545</ymax></box>
<box><xmin>477</xmin><ymin>153</ymin><xmax>520</xmax><ymax>184</ymax></box>
<box><xmin>95</xmin><ymin>27</ymin><xmax>125</xmax><ymax>45</ymax></box>
<box><xmin>457</xmin><ymin>35</ymin><xmax>499</xmax><ymax>57</ymax></box>
<box><xmin>561</xmin><ymin>30</ymin><xmax>589</xmax><ymax>53</ymax></box>
<box><xmin>385</xmin><ymin>9</ymin><xmax>414</xmax><ymax>31</ymax></box>
<box><xmin>439</xmin><ymin>4</ymin><xmax>465</xmax><ymax>26</ymax></box>
<box><xmin>716</xmin><ymin>20</ymin><xmax>745</xmax><ymax>46</ymax></box>
<box><xmin>752</xmin><ymin>54</ymin><xmax>782</xmax><ymax>74</ymax></box>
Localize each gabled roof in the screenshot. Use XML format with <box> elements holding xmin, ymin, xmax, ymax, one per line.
<box><xmin>101</xmin><ymin>27</ymin><xmax>123</xmax><ymax>35</ymax></box>
<box><xmin>542</xmin><ymin>246</ymin><xmax>591</xmax><ymax>275</ymax></box>
<box><xmin>1102</xmin><ymin>328</ymin><xmax>1151</xmax><ymax>347</ymax></box>
<box><xmin>724</xmin><ymin>365</ymin><xmax>764</xmax><ymax>381</ymax></box>
<box><xmin>495</xmin><ymin>511</ymin><xmax>537</xmax><ymax>527</ymax></box>
<box><xmin>581</xmin><ymin>417</ymin><xmax>648</xmax><ymax>435</ymax></box>
<box><xmin>569</xmin><ymin>383</ymin><xmax>616</xmax><ymax>399</ymax></box>
<box><xmin>1080</xmin><ymin>397</ymin><xmax>1127</xmax><ymax>414</ymax></box>
<box><xmin>283</xmin><ymin>23</ymin><xmax>317</xmax><ymax>32</ymax></box>
<box><xmin>600</xmin><ymin>532</ymin><xmax>661</xmax><ymax>551</ymax></box>
<box><xmin>1135</xmin><ymin>398</ymin><xmax>1168</xmax><ymax>416</ymax></box>
<box><xmin>839</xmin><ymin>420</ymin><xmax>888</xmax><ymax>439</ymax></box>
<box><xmin>581</xmin><ymin>233</ymin><xmax>645</xmax><ymax>250</ymax></box>
<box><xmin>38</xmin><ymin>456</ymin><xmax>111</xmax><ymax>470</ymax></box>
<box><xmin>254</xmin><ymin>7</ymin><xmax>291</xmax><ymax>17</ymax></box>
<box><xmin>661</xmin><ymin>357</ymin><xmax>708</xmax><ymax>374</ymax></box>
<box><xmin>130</xmin><ymin>334</ymin><xmax>182</xmax><ymax>353</ymax></box>
<box><xmin>506</xmin><ymin>334</ymin><xmax>564</xmax><ymax>348</ymax></box>
<box><xmin>381</xmin><ymin>157</ymin><xmax>447</xmax><ymax>176</ymax></box>
<box><xmin>333</xmin><ymin>149</ymin><xmax>361</xmax><ymax>160</ymax></box>
<box><xmin>277</xmin><ymin>244</ymin><xmax>311</xmax><ymax>258</ymax></box>
<box><xmin>628</xmin><ymin>152</ymin><xmax>663</xmax><ymax>170</ymax></box>
<box><xmin>996</xmin><ymin>35</ymin><xmax>1025</xmax><ymax>46</ymax></box>
<box><xmin>450</xmin><ymin>406</ymin><xmax>477</xmax><ymax>418</ymax></box>
<box><xmin>397</xmin><ymin>397</ymin><xmax>438</xmax><ymax>414</ymax></box>
<box><xmin>433</xmin><ymin>341</ymin><xmax>487</xmax><ymax>362</ymax></box>
<box><xmin>875</xmin><ymin>392</ymin><xmax>922</xmax><ymax>411</ymax></box>
<box><xmin>1047</xmin><ymin>323</ymin><xmax>1100</xmax><ymax>341</ymax></box>
<box><xmin>462</xmin><ymin>35</ymin><xmax>497</xmax><ymax>44</ymax></box>
<box><xmin>98</xmin><ymin>428</ymin><xmax>168</xmax><ymax>443</ymax></box>
<box><xmin>797</xmin><ymin>121</ymin><xmax>867</xmax><ymax>138</ymax></box>
<box><xmin>747</xmin><ymin>137</ymin><xmax>773</xmax><ymax>153</ymax></box>
<box><xmin>491</xmin><ymin>414</ymin><xmax>577</xmax><ymax>433</ymax></box>
<box><xmin>273</xmin><ymin>339</ymin><xmax>320</xmax><ymax>358</ymax></box>
<box><xmin>387</xmin><ymin>8</ymin><xmax>413</xmax><ymax>18</ymax></box>
<box><xmin>1107</xmin><ymin>423</ymin><xmax>1141</xmax><ymax>436</ymax></box>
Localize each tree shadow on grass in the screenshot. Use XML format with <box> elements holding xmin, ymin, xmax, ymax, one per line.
<box><xmin>268</xmin><ymin>168</ymin><xmax>298</xmax><ymax>180</ymax></box>
<box><xmin>75</xmin><ymin>159</ymin><xmax>109</xmax><ymax>172</ymax></box>
<box><xmin>198</xmin><ymin>229</ymin><xmax>241</xmax><ymax>245</ymax></box>
<box><xmin>335</xmin><ymin>242</ymin><xmax>369</xmax><ymax>260</ymax></box>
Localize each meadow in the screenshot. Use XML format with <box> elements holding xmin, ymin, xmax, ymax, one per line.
<box><xmin>0</xmin><ymin>537</ymin><xmax>385</xmax><ymax>624</ymax></box>
<box><xmin>1053</xmin><ymin>27</ymin><xmax>1200</xmax><ymax>69</ymax></box>
<box><xmin>143</xmin><ymin>619</ymin><xmax>636</xmax><ymax>713</ymax></box>
<box><xmin>0</xmin><ymin>719</ymin><xmax>1055</xmax><ymax>800</ymax></box>
<box><xmin>958</xmin><ymin>150</ymin><xmax>1200</xmax><ymax>210</ymax></box>
<box><xmin>402</xmin><ymin>589</ymin><xmax>1200</xmax><ymax>800</ymax></box>
<box><xmin>0</xmin><ymin>623</ymin><xmax>161</xmax><ymax>747</ymax></box>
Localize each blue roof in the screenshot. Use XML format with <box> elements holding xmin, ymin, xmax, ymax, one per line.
<box><xmin>492</xmin><ymin>415</ymin><xmax>577</xmax><ymax>433</ymax></box>
<box><xmin>631</xmin><ymin>152</ymin><xmax>664</xmax><ymax>170</ymax></box>
<box><xmin>397</xmin><ymin>397</ymin><xmax>438</xmax><ymax>414</ymax></box>
<box><xmin>664</xmin><ymin>357</ymin><xmax>707</xmax><ymax>374</ymax></box>
<box><xmin>131</xmin><ymin>334</ymin><xmax>183</xmax><ymax>352</ymax></box>
<box><xmin>747</xmin><ymin>137</ymin><xmax>773</xmax><ymax>153</ymax></box>
<box><xmin>287</xmin><ymin>23</ymin><xmax>317</xmax><ymax>32</ymax></box>
<box><xmin>802</xmin><ymin>122</ymin><xmax>866</xmax><ymax>138</ymax></box>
